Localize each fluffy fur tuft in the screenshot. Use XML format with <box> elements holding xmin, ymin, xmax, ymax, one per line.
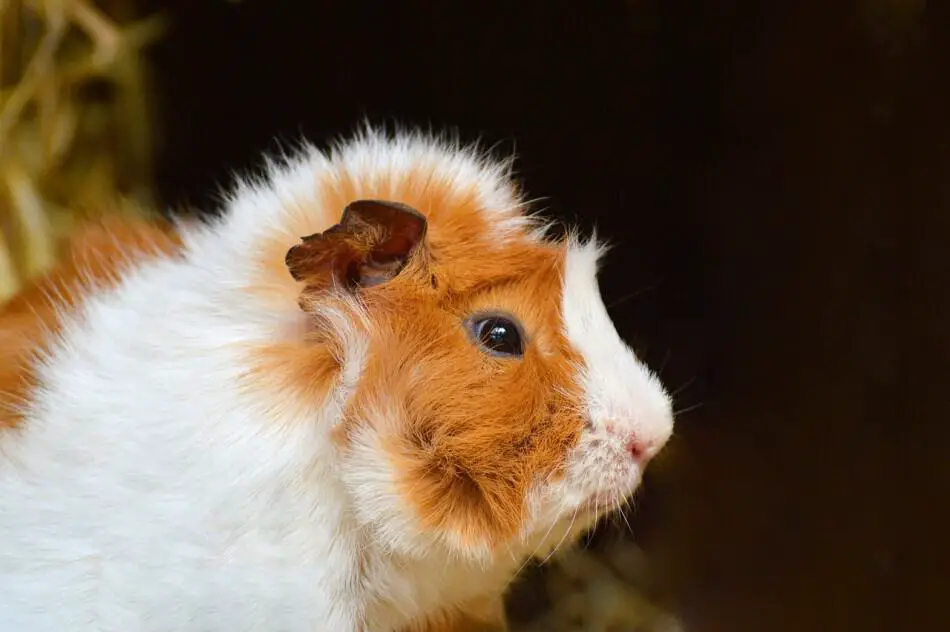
<box><xmin>0</xmin><ymin>127</ymin><xmax>673</xmax><ymax>631</ymax></box>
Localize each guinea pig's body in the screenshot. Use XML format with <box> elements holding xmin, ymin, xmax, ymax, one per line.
<box><xmin>0</xmin><ymin>128</ymin><xmax>674</xmax><ymax>631</ymax></box>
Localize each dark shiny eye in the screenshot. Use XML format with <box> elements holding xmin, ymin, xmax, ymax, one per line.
<box><xmin>468</xmin><ymin>315</ymin><xmax>525</xmax><ymax>357</ymax></box>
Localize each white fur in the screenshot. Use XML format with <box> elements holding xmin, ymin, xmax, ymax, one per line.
<box><xmin>552</xmin><ymin>236</ymin><xmax>674</xmax><ymax>514</ymax></box>
<box><xmin>0</xmin><ymin>128</ymin><xmax>669</xmax><ymax>631</ymax></box>
<box><xmin>564</xmin><ymin>238</ymin><xmax>673</xmax><ymax>445</ymax></box>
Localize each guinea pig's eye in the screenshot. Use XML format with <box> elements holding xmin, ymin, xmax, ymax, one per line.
<box><xmin>467</xmin><ymin>314</ymin><xmax>525</xmax><ymax>358</ymax></box>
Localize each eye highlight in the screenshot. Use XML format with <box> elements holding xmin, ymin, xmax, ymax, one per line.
<box><xmin>467</xmin><ymin>313</ymin><xmax>525</xmax><ymax>358</ymax></box>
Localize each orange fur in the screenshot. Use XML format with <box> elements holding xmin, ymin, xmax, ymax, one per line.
<box><xmin>248</xmin><ymin>168</ymin><xmax>587</xmax><ymax>552</ymax></box>
<box><xmin>0</xmin><ymin>215</ymin><xmax>183</xmax><ymax>429</ymax></box>
<box><xmin>365</xmin><ymin>245</ymin><xmax>583</xmax><ymax>548</ymax></box>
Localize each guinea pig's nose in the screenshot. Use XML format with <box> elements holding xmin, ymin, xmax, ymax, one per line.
<box><xmin>604</xmin><ymin>421</ymin><xmax>665</xmax><ymax>465</ymax></box>
<box><xmin>625</xmin><ymin>436</ymin><xmax>661</xmax><ymax>464</ymax></box>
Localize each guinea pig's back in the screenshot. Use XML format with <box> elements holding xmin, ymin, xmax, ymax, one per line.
<box><xmin>0</xmin><ymin>216</ymin><xmax>183</xmax><ymax>430</ymax></box>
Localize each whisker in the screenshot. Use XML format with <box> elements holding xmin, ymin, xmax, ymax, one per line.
<box><xmin>607</xmin><ymin>284</ymin><xmax>656</xmax><ymax>310</ymax></box>
<box><xmin>657</xmin><ymin>348</ymin><xmax>672</xmax><ymax>377</ymax></box>
<box><xmin>513</xmin><ymin>496</ymin><xmax>569</xmax><ymax>577</ymax></box>
<box><xmin>670</xmin><ymin>376</ymin><xmax>697</xmax><ymax>399</ymax></box>
<box><xmin>673</xmin><ymin>401</ymin><xmax>705</xmax><ymax>416</ymax></box>
<box><xmin>538</xmin><ymin>506</ymin><xmax>579</xmax><ymax>566</ymax></box>
<box><xmin>616</xmin><ymin>500</ymin><xmax>634</xmax><ymax>535</ymax></box>
<box><xmin>503</xmin><ymin>541</ymin><xmax>518</xmax><ymax>565</ymax></box>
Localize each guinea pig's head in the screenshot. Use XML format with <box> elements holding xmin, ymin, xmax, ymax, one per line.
<box><xmin>271</xmin><ymin>132</ymin><xmax>673</xmax><ymax>561</ymax></box>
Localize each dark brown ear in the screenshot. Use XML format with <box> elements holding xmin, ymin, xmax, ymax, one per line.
<box><xmin>285</xmin><ymin>199</ymin><xmax>428</xmax><ymax>291</ymax></box>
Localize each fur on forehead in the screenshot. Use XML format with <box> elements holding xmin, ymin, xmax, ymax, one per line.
<box><xmin>220</xmin><ymin>125</ymin><xmax>590</xmax><ymax>306</ymax></box>
<box><xmin>238</xmin><ymin>126</ymin><xmax>608</xmax><ymax>553</ymax></box>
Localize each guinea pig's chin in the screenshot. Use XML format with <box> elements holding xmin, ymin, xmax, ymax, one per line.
<box><xmin>529</xmin><ymin>443</ymin><xmax>645</xmax><ymax>530</ymax></box>
<box><xmin>570</xmin><ymin>467</ymin><xmax>643</xmax><ymax>520</ymax></box>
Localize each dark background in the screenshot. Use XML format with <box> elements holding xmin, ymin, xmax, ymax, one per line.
<box><xmin>140</xmin><ymin>1</ymin><xmax>949</xmax><ymax>630</ymax></box>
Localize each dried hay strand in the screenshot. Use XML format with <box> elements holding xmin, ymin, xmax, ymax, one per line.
<box><xmin>0</xmin><ymin>0</ymin><xmax>166</xmax><ymax>303</ymax></box>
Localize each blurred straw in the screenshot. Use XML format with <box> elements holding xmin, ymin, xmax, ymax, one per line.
<box><xmin>0</xmin><ymin>0</ymin><xmax>166</xmax><ymax>302</ymax></box>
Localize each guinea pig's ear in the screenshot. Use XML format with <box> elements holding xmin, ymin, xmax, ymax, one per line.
<box><xmin>285</xmin><ymin>199</ymin><xmax>428</xmax><ymax>291</ymax></box>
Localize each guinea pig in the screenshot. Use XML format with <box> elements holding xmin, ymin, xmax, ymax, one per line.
<box><xmin>0</xmin><ymin>126</ymin><xmax>674</xmax><ymax>631</ymax></box>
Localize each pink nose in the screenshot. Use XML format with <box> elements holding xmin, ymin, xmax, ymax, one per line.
<box><xmin>604</xmin><ymin>422</ymin><xmax>662</xmax><ymax>464</ymax></box>
<box><xmin>625</xmin><ymin>437</ymin><xmax>657</xmax><ymax>463</ymax></box>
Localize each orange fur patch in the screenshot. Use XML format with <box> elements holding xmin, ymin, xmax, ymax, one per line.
<box><xmin>248</xmin><ymin>166</ymin><xmax>587</xmax><ymax>552</ymax></box>
<box><xmin>0</xmin><ymin>215</ymin><xmax>183</xmax><ymax>429</ymax></box>
<box><xmin>358</xmin><ymin>246</ymin><xmax>584</xmax><ymax>549</ymax></box>
<box><xmin>239</xmin><ymin>313</ymin><xmax>348</xmax><ymax>427</ymax></box>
